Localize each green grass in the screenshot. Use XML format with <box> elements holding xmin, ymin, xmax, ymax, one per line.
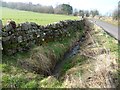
<box><xmin>61</xmin><ymin>54</ymin><xmax>87</xmax><ymax>75</ymax></box>
<box><xmin>1</xmin><ymin>7</ymin><xmax>79</xmax><ymax>25</ymax></box>
<box><xmin>39</xmin><ymin>76</ymin><xmax>62</xmax><ymax>88</ymax></box>
<box><xmin>1</xmin><ymin>63</ymin><xmax>44</xmax><ymax>88</ymax></box>
<box><xmin>2</xmin><ymin>29</ymin><xmax>83</xmax><ymax>88</ymax></box>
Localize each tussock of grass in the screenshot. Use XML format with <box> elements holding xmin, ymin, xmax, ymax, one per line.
<box><xmin>19</xmin><ymin>46</ymin><xmax>53</xmax><ymax>75</ymax></box>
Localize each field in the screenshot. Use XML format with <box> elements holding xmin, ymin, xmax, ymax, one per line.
<box><xmin>1</xmin><ymin>7</ymin><xmax>79</xmax><ymax>25</ymax></box>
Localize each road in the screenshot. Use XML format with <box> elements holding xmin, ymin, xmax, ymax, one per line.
<box><xmin>89</xmin><ymin>19</ymin><xmax>119</xmax><ymax>41</ymax></box>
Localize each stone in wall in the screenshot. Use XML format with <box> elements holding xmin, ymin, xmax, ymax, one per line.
<box><xmin>2</xmin><ymin>20</ymin><xmax>85</xmax><ymax>55</ymax></box>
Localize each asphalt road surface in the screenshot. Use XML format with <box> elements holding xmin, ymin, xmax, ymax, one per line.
<box><xmin>89</xmin><ymin>19</ymin><xmax>119</xmax><ymax>41</ymax></box>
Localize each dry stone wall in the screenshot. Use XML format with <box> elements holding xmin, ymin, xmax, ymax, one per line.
<box><xmin>2</xmin><ymin>20</ymin><xmax>85</xmax><ymax>55</ymax></box>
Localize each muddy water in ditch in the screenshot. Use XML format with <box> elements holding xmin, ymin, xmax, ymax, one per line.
<box><xmin>52</xmin><ymin>35</ymin><xmax>85</xmax><ymax>78</ymax></box>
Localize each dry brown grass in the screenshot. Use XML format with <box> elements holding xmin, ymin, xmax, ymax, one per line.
<box><xmin>62</xmin><ymin>21</ymin><xmax>118</xmax><ymax>88</ymax></box>
<box><xmin>94</xmin><ymin>16</ymin><xmax>118</xmax><ymax>26</ymax></box>
<box><xmin>18</xmin><ymin>46</ymin><xmax>53</xmax><ymax>75</ymax></box>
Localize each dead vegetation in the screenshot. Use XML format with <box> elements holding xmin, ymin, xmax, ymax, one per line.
<box><xmin>94</xmin><ymin>16</ymin><xmax>118</xmax><ymax>26</ymax></box>
<box><xmin>18</xmin><ymin>47</ymin><xmax>53</xmax><ymax>75</ymax></box>
<box><xmin>62</xmin><ymin>20</ymin><xmax>118</xmax><ymax>88</ymax></box>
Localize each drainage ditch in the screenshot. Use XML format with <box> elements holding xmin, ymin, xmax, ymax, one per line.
<box><xmin>52</xmin><ymin>34</ymin><xmax>86</xmax><ymax>78</ymax></box>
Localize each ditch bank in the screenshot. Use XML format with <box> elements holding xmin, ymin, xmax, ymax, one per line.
<box><xmin>52</xmin><ymin>34</ymin><xmax>86</xmax><ymax>77</ymax></box>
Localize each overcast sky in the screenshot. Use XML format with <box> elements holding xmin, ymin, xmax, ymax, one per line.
<box><xmin>3</xmin><ymin>0</ymin><xmax>119</xmax><ymax>15</ymax></box>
